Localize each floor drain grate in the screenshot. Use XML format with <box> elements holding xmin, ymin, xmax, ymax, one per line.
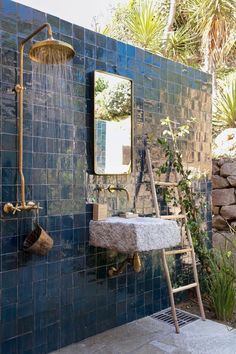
<box><xmin>150</xmin><ymin>307</ymin><xmax>199</xmax><ymax>328</ymax></box>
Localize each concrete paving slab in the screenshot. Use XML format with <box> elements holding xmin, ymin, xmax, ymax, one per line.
<box><xmin>50</xmin><ymin>315</ymin><xmax>236</xmax><ymax>354</ymax></box>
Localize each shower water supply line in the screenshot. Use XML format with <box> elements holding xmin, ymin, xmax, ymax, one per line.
<box><xmin>3</xmin><ymin>23</ymin><xmax>75</xmax><ymax>214</ymax></box>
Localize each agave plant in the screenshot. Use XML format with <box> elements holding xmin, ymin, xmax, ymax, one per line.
<box><xmin>126</xmin><ymin>0</ymin><xmax>165</xmax><ymax>52</ymax></box>
<box><xmin>166</xmin><ymin>26</ymin><xmax>199</xmax><ymax>64</ymax></box>
<box><xmin>214</xmin><ymin>74</ymin><xmax>236</xmax><ymax>130</ymax></box>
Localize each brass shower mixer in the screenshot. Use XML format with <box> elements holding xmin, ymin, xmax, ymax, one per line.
<box><xmin>3</xmin><ymin>201</ymin><xmax>42</xmax><ymax>214</ymax></box>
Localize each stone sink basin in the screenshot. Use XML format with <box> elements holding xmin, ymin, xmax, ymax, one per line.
<box><xmin>89</xmin><ymin>217</ymin><xmax>181</xmax><ymax>253</ymax></box>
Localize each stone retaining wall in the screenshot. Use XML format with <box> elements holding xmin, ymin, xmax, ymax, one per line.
<box><xmin>212</xmin><ymin>158</ymin><xmax>236</xmax><ymax>230</ymax></box>
<box><xmin>212</xmin><ymin>159</ymin><xmax>236</xmax><ymax>266</ymax></box>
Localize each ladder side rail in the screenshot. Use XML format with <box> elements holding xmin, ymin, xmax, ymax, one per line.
<box><xmin>174</xmin><ymin>171</ymin><xmax>206</xmax><ymax>320</ymax></box>
<box><xmin>161</xmin><ymin>249</ymin><xmax>180</xmax><ymax>333</ymax></box>
<box><xmin>145</xmin><ymin>147</ymin><xmax>160</xmax><ymax>218</ymax></box>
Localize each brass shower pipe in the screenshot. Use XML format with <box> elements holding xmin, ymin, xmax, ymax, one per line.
<box><xmin>4</xmin><ymin>24</ymin><xmax>52</xmax><ymax>214</ymax></box>
<box><xmin>3</xmin><ymin>23</ymin><xmax>75</xmax><ymax>214</ymax></box>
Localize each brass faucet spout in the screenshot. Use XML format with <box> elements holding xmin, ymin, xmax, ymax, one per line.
<box><xmin>107</xmin><ymin>185</ymin><xmax>130</xmax><ymax>202</ymax></box>
<box><xmin>119</xmin><ymin>187</ymin><xmax>130</xmax><ymax>202</ymax></box>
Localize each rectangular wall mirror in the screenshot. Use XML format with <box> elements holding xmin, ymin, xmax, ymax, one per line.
<box><xmin>94</xmin><ymin>71</ymin><xmax>132</xmax><ymax>175</ymax></box>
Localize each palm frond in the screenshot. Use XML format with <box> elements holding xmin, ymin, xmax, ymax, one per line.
<box><xmin>126</xmin><ymin>0</ymin><xmax>164</xmax><ymax>52</ymax></box>
<box><xmin>186</xmin><ymin>0</ymin><xmax>236</xmax><ymax>72</ymax></box>
<box><xmin>166</xmin><ymin>26</ymin><xmax>199</xmax><ymax>64</ymax></box>
<box><xmin>187</xmin><ymin>0</ymin><xmax>236</xmax><ymax>30</ymax></box>
<box><xmin>214</xmin><ymin>78</ymin><xmax>236</xmax><ymax>128</ymax></box>
<box><xmin>103</xmin><ymin>4</ymin><xmax>133</xmax><ymax>42</ymax></box>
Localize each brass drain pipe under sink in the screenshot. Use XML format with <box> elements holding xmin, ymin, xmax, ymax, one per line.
<box><xmin>108</xmin><ymin>252</ymin><xmax>142</xmax><ymax>277</ymax></box>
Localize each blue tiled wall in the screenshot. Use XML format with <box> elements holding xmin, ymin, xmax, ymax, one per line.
<box><xmin>0</xmin><ymin>1</ymin><xmax>212</xmax><ymax>353</ymax></box>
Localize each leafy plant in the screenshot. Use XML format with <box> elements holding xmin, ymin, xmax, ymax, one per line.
<box><xmin>103</xmin><ymin>0</ymin><xmax>236</xmax><ymax>112</ymax></box>
<box><xmin>214</xmin><ymin>75</ymin><xmax>236</xmax><ymax>129</ymax></box>
<box><xmin>95</xmin><ymin>77</ymin><xmax>109</xmax><ymax>93</ymax></box>
<box><xmin>186</xmin><ymin>0</ymin><xmax>236</xmax><ymax>71</ymax></box>
<box><xmin>95</xmin><ymin>81</ymin><xmax>131</xmax><ymax>121</ymax></box>
<box><xmin>207</xmin><ymin>246</ymin><xmax>236</xmax><ymax>321</ymax></box>
<box><xmin>102</xmin><ymin>3</ymin><xmax>133</xmax><ymax>42</ymax></box>
<box><xmin>166</xmin><ymin>26</ymin><xmax>198</xmax><ymax>64</ymax></box>
<box><xmin>156</xmin><ymin>117</ymin><xmax>210</xmax><ymax>271</ymax></box>
<box><xmin>126</xmin><ymin>0</ymin><xmax>164</xmax><ymax>52</ymax></box>
<box><xmin>157</xmin><ymin>117</ymin><xmax>236</xmax><ymax>319</ymax></box>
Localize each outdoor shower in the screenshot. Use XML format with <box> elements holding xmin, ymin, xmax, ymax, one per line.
<box><xmin>3</xmin><ymin>23</ymin><xmax>75</xmax><ymax>214</ymax></box>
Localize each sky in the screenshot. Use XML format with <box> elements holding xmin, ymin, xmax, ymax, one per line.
<box><xmin>14</xmin><ymin>0</ymin><xmax>128</xmax><ymax>30</ymax></box>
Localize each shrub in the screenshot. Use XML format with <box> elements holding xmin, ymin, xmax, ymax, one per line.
<box><xmin>207</xmin><ymin>247</ymin><xmax>236</xmax><ymax>321</ymax></box>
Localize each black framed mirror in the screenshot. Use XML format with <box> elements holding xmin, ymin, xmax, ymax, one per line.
<box><xmin>94</xmin><ymin>70</ymin><xmax>132</xmax><ymax>175</ymax></box>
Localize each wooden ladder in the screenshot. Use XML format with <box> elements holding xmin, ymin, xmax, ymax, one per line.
<box><xmin>145</xmin><ymin>147</ymin><xmax>206</xmax><ymax>333</ymax></box>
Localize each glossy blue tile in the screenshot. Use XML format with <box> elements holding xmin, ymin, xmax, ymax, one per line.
<box><xmin>17</xmin><ymin>332</ymin><xmax>33</xmax><ymax>354</ymax></box>
<box><xmin>1</xmin><ymin>303</ymin><xmax>17</xmax><ymax>322</ymax></box>
<box><xmin>47</xmin><ymin>322</ymin><xmax>60</xmax><ymax>352</ymax></box>
<box><xmin>1</xmin><ymin>337</ymin><xmax>17</xmax><ymax>354</ymax></box>
<box><xmin>127</xmin><ymin>44</ymin><xmax>135</xmax><ymax>58</ymax></box>
<box><xmin>1</xmin><ymin>30</ymin><xmax>17</xmax><ymax>50</ymax></box>
<box><xmin>96</xmin><ymin>47</ymin><xmax>106</xmax><ymax>62</ymax></box>
<box><xmin>46</xmin><ymin>13</ymin><xmax>59</xmax><ymax>33</ymax></box>
<box><xmin>60</xmin><ymin>19</ymin><xmax>72</xmax><ymax>36</ymax></box>
<box><xmin>73</xmin><ymin>24</ymin><xmax>84</xmax><ymax>40</ymax></box>
<box><xmin>18</xmin><ymin>284</ymin><xmax>33</xmax><ymax>304</ymax></box>
<box><xmin>2</xmin><ymin>236</ymin><xmax>17</xmax><ymax>253</ymax></box>
<box><xmin>2</xmin><ymin>185</ymin><xmax>17</xmax><ymax>202</ymax></box>
<box><xmin>74</xmin><ymin>213</ymin><xmax>86</xmax><ymax>228</ymax></box>
<box><xmin>2</xmin><ymin>286</ymin><xmax>17</xmax><ymax>306</ymax></box>
<box><xmin>0</xmin><ymin>2</ymin><xmax>212</xmax><ymax>352</ymax></box>
<box><xmin>17</xmin><ymin>315</ymin><xmax>34</xmax><ymax>335</ymax></box>
<box><xmin>32</xmin><ymin>263</ymin><xmax>47</xmax><ymax>282</ymax></box>
<box><xmin>1</xmin><ymin>320</ymin><xmax>17</xmax><ymax>341</ymax></box>
<box><xmin>73</xmin><ymin>39</ymin><xmax>85</xmax><ymax>55</ymax></box>
<box><xmin>85</xmin><ymin>43</ymin><xmax>95</xmax><ymax>58</ymax></box>
<box><xmin>85</xmin><ymin>29</ymin><xmax>95</xmax><ymax>44</ymax></box>
<box><xmin>33</xmin><ymin>280</ymin><xmax>46</xmax><ymax>301</ymax></box>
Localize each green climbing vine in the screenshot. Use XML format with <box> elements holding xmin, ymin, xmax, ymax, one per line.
<box><xmin>156</xmin><ymin>117</ymin><xmax>210</xmax><ymax>273</ymax></box>
<box><xmin>156</xmin><ymin>117</ymin><xmax>236</xmax><ymax>320</ymax></box>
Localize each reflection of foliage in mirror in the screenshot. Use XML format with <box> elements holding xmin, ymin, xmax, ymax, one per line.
<box><xmin>95</xmin><ymin>80</ymin><xmax>131</xmax><ymax>121</ymax></box>
<box><xmin>95</xmin><ymin>77</ymin><xmax>109</xmax><ymax>93</ymax></box>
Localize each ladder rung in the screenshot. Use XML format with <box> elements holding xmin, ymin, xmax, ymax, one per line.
<box><xmin>165</xmin><ymin>248</ymin><xmax>192</xmax><ymax>256</ymax></box>
<box><xmin>172</xmin><ymin>283</ymin><xmax>197</xmax><ymax>294</ymax></box>
<box><xmin>160</xmin><ymin>214</ymin><xmax>185</xmax><ymax>220</ymax></box>
<box><xmin>155</xmin><ymin>181</ymin><xmax>179</xmax><ymax>187</ymax></box>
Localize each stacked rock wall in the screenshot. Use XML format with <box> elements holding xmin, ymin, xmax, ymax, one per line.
<box><xmin>212</xmin><ymin>158</ymin><xmax>236</xmax><ymax>230</ymax></box>
<box><xmin>212</xmin><ymin>159</ymin><xmax>236</xmax><ymax>266</ymax></box>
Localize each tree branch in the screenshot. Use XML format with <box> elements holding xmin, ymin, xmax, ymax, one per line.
<box><xmin>162</xmin><ymin>0</ymin><xmax>177</xmax><ymax>52</ymax></box>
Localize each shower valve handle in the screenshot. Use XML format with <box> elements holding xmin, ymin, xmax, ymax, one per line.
<box><xmin>12</xmin><ymin>203</ymin><xmax>21</xmax><ymax>214</ymax></box>
<box><xmin>3</xmin><ymin>203</ymin><xmax>21</xmax><ymax>214</ymax></box>
<box><xmin>27</xmin><ymin>201</ymin><xmax>43</xmax><ymax>210</ymax></box>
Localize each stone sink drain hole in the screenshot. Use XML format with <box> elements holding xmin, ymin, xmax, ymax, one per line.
<box><xmin>150</xmin><ymin>307</ymin><xmax>200</xmax><ymax>328</ymax></box>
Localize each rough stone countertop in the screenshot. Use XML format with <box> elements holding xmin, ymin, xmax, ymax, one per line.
<box><xmin>89</xmin><ymin>217</ymin><xmax>181</xmax><ymax>253</ymax></box>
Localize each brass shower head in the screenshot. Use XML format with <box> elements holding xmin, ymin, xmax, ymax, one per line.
<box><xmin>29</xmin><ymin>38</ymin><xmax>75</xmax><ymax>64</ymax></box>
